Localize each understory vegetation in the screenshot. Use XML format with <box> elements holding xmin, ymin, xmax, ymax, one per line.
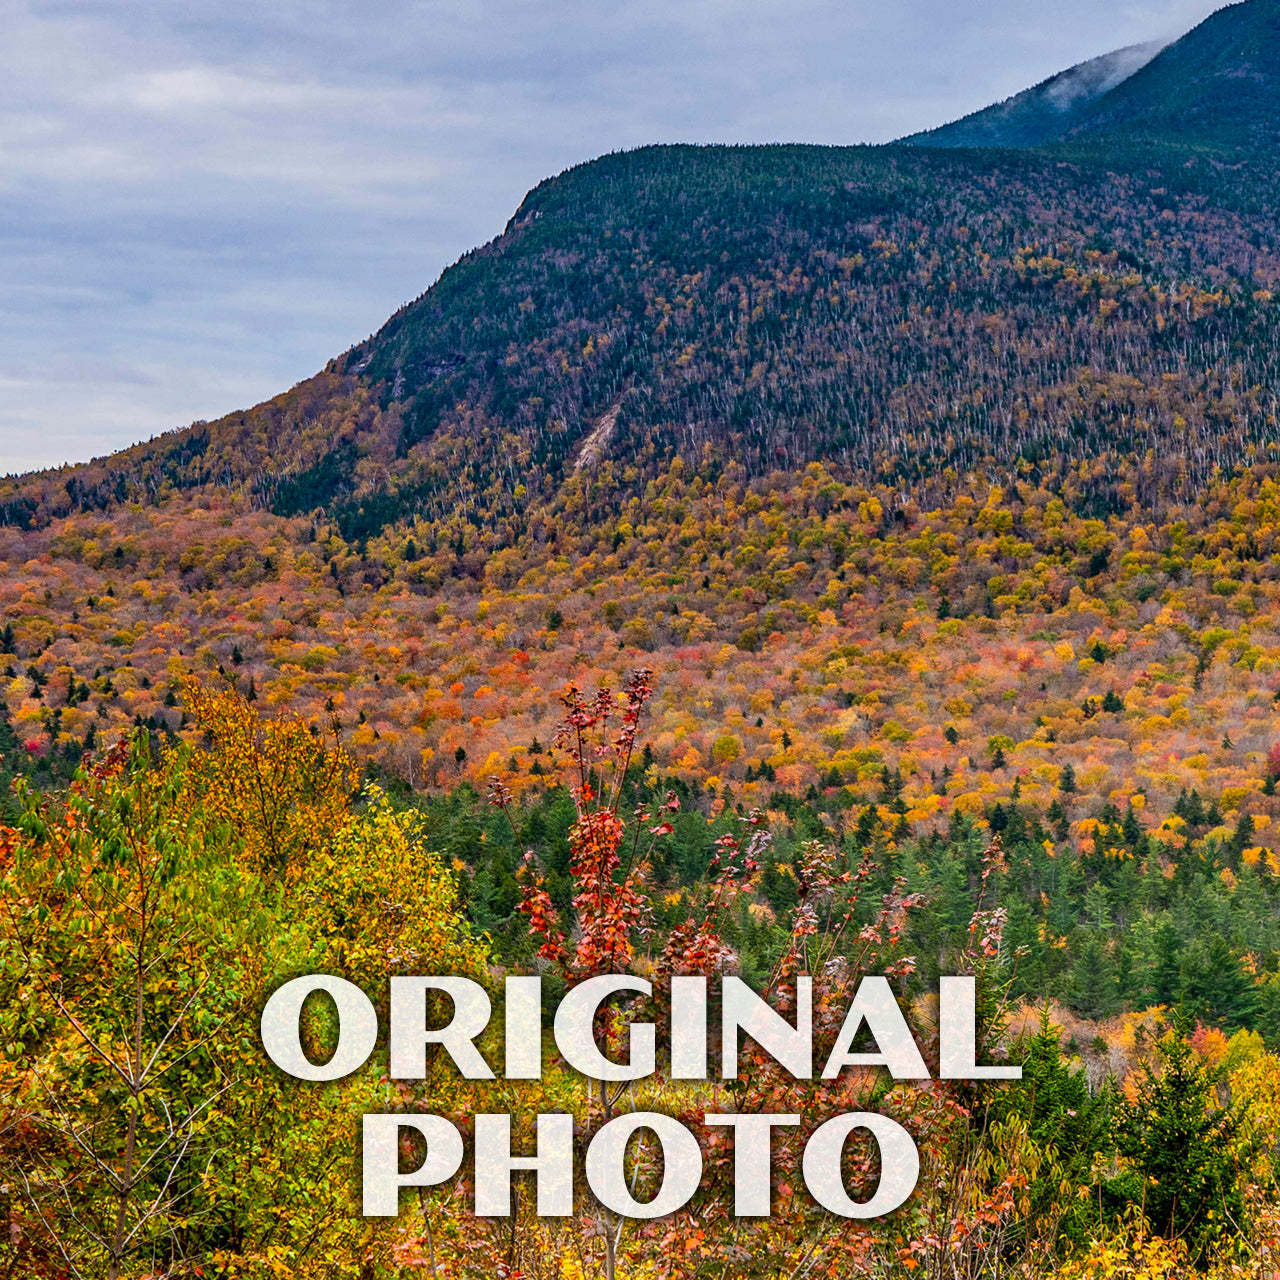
<box><xmin>1</xmin><ymin>685</ymin><xmax>1277</xmax><ymax>1278</ymax></box>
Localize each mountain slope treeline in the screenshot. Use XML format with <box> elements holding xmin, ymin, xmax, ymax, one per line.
<box><xmin>4</xmin><ymin>146</ymin><xmax>1280</xmax><ymax>546</ymax></box>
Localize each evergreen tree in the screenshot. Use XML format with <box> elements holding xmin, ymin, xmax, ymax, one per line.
<box><xmin>1083</xmin><ymin>882</ymin><xmax>1112</xmax><ymax>932</ymax></box>
<box><xmin>1179</xmin><ymin>933</ymin><xmax>1258</xmax><ymax>1034</ymax></box>
<box><xmin>1046</xmin><ymin>798</ymin><xmax>1070</xmax><ymax>841</ymax></box>
<box><xmin>1121</xmin><ymin>803</ymin><xmax>1142</xmax><ymax>849</ymax></box>
<box><xmin>1228</xmin><ymin>811</ymin><xmax>1256</xmax><ymax>863</ymax></box>
<box><xmin>1065</xmin><ymin>931</ymin><xmax>1117</xmax><ymax>1018</ymax></box>
<box><xmin>1048</xmin><ymin>853</ymin><xmax>1086</xmax><ymax>934</ymax></box>
<box><xmin>1147</xmin><ymin>915</ymin><xmax>1183</xmax><ymax>1007</ymax></box>
<box><xmin>1175</xmin><ymin>788</ymin><xmax>1206</xmax><ymax>827</ymax></box>
<box><xmin>1256</xmin><ymin>972</ymin><xmax>1280</xmax><ymax>1050</ymax></box>
<box><xmin>996</xmin><ymin>1014</ymin><xmax>1109</xmax><ymax>1245</ymax></box>
<box><xmin>1004</xmin><ymin>896</ymin><xmax>1046</xmax><ymax>998</ymax></box>
<box><xmin>1115</xmin><ymin>1031</ymin><xmax>1243</xmax><ymax>1256</ymax></box>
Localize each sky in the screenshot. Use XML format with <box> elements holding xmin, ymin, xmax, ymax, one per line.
<box><xmin>0</xmin><ymin>0</ymin><xmax>1226</xmax><ymax>474</ymax></box>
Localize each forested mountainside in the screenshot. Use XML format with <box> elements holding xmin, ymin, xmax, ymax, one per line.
<box><xmin>909</xmin><ymin>0</ymin><xmax>1280</xmax><ymax>153</ymax></box>
<box><xmin>901</xmin><ymin>40</ymin><xmax>1166</xmax><ymax>149</ymax></box>
<box><xmin>7</xmin><ymin>138</ymin><xmax>1280</xmax><ymax>545</ymax></box>
<box><xmin>8</xmin><ymin>4</ymin><xmax>1280</xmax><ymax>547</ymax></box>
<box><xmin>3</xmin><ymin>1</ymin><xmax>1280</xmax><ymax>864</ymax></box>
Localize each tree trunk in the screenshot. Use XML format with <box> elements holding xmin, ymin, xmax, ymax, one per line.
<box><xmin>599</xmin><ymin>1076</ymin><xmax>615</xmax><ymax>1280</ymax></box>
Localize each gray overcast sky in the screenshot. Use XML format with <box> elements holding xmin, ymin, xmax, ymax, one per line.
<box><xmin>1</xmin><ymin>0</ymin><xmax>1224</xmax><ymax>473</ymax></box>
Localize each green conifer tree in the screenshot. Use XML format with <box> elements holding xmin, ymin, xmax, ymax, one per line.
<box><xmin>1115</xmin><ymin>1031</ymin><xmax>1243</xmax><ymax>1256</ymax></box>
<box><xmin>1066</xmin><ymin>931</ymin><xmax>1117</xmax><ymax>1019</ymax></box>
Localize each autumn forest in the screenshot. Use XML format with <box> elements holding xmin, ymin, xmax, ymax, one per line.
<box><xmin>5</xmin><ymin>1</ymin><xmax>1280</xmax><ymax>1276</ymax></box>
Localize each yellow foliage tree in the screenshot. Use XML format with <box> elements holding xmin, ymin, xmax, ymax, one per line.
<box><xmin>1</xmin><ymin>688</ymin><xmax>489</xmax><ymax>1279</ymax></box>
<box><xmin>180</xmin><ymin>679</ymin><xmax>360</xmax><ymax>879</ymax></box>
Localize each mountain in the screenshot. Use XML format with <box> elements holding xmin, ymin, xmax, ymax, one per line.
<box><xmin>6</xmin><ymin>140</ymin><xmax>1280</xmax><ymax>546</ymax></box>
<box><xmin>901</xmin><ymin>40</ymin><xmax>1166</xmax><ymax>149</ymax></box>
<box><xmin>1060</xmin><ymin>0</ymin><xmax>1280</xmax><ymax>151</ymax></box>
<box><xmin>6</xmin><ymin>2</ymin><xmax>1280</xmax><ymax>549</ymax></box>
<box><xmin>908</xmin><ymin>0</ymin><xmax>1280</xmax><ymax>154</ymax></box>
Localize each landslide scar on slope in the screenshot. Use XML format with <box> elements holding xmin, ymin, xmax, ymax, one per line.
<box><xmin>574</xmin><ymin>403</ymin><xmax>621</xmax><ymax>472</ymax></box>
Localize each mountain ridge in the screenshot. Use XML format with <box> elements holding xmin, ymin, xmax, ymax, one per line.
<box><xmin>906</xmin><ymin>0</ymin><xmax>1280</xmax><ymax>154</ymax></box>
<box><xmin>1059</xmin><ymin>0</ymin><xmax>1280</xmax><ymax>150</ymax></box>
<box><xmin>900</xmin><ymin>39</ymin><xmax>1167</xmax><ymax>149</ymax></box>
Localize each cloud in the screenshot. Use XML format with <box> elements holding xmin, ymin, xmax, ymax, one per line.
<box><xmin>0</xmin><ymin>0</ymin><xmax>1224</xmax><ymax>470</ymax></box>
